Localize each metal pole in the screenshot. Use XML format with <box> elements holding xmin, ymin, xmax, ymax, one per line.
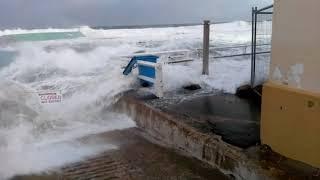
<box><xmin>253</xmin><ymin>7</ymin><xmax>258</xmax><ymax>87</ymax></box>
<box><xmin>251</xmin><ymin>7</ymin><xmax>255</xmax><ymax>87</ymax></box>
<box><xmin>202</xmin><ymin>20</ymin><xmax>210</xmax><ymax>75</ymax></box>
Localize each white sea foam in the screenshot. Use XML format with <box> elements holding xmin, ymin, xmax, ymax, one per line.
<box><xmin>0</xmin><ymin>40</ymin><xmax>138</xmax><ymax>178</ymax></box>
<box><xmin>0</xmin><ymin>21</ymin><xmax>265</xmax><ymax>178</ymax></box>
<box><xmin>0</xmin><ymin>27</ymin><xmax>81</xmax><ymax>36</ymax></box>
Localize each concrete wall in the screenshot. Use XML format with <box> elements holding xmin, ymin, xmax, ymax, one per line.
<box><xmin>270</xmin><ymin>0</ymin><xmax>320</xmax><ymax>92</ymax></box>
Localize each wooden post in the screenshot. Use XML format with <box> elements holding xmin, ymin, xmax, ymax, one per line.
<box><xmin>203</xmin><ymin>20</ymin><xmax>210</xmax><ymax>75</ymax></box>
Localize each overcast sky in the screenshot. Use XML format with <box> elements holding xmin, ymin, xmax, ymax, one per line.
<box><xmin>0</xmin><ymin>0</ymin><xmax>272</xmax><ymax>29</ymax></box>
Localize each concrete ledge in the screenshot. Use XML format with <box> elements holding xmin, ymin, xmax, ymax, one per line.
<box><xmin>113</xmin><ymin>94</ymin><xmax>276</xmax><ymax>179</ymax></box>
<box><xmin>113</xmin><ymin>90</ymin><xmax>319</xmax><ymax>179</ymax></box>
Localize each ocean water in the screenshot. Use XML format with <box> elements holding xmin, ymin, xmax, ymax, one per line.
<box><xmin>0</xmin><ymin>51</ymin><xmax>15</xmax><ymax>68</ymax></box>
<box><xmin>0</xmin><ymin>21</ymin><xmax>270</xmax><ymax>179</ymax></box>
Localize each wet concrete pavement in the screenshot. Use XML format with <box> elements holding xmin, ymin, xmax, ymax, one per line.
<box><xmin>12</xmin><ymin>128</ymin><xmax>229</xmax><ymax>180</ymax></box>
<box><xmin>170</xmin><ymin>94</ymin><xmax>261</xmax><ymax>148</ymax></box>
<box><xmin>139</xmin><ymin>89</ymin><xmax>261</xmax><ymax>149</ymax></box>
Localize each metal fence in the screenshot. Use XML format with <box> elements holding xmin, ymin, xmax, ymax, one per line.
<box><xmin>251</xmin><ymin>5</ymin><xmax>273</xmax><ymax>87</ymax></box>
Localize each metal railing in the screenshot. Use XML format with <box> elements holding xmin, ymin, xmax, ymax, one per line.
<box><xmin>251</xmin><ymin>5</ymin><xmax>273</xmax><ymax>87</ymax></box>
<box><xmin>197</xmin><ymin>43</ymin><xmax>271</xmax><ymax>59</ymax></box>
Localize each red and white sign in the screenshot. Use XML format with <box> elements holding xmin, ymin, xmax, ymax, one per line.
<box><xmin>39</xmin><ymin>92</ymin><xmax>62</xmax><ymax>104</ymax></box>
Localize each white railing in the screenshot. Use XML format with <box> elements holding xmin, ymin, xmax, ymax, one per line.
<box><xmin>123</xmin><ymin>49</ymin><xmax>194</xmax><ymax>64</ymax></box>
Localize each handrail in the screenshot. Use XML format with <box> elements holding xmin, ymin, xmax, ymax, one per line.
<box><xmin>214</xmin><ymin>51</ymin><xmax>271</xmax><ymax>59</ymax></box>
<box><xmin>256</xmin><ymin>5</ymin><xmax>274</xmax><ymax>13</ymax></box>
<box><xmin>120</xmin><ymin>42</ymin><xmax>272</xmax><ymax>59</ymax></box>
<box><xmin>197</xmin><ymin>43</ymin><xmax>271</xmax><ymax>51</ymax></box>
<box><xmin>123</xmin><ymin>49</ymin><xmax>190</xmax><ymax>58</ymax></box>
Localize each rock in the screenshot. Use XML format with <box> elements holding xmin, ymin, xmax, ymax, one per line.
<box><xmin>183</xmin><ymin>84</ymin><xmax>201</xmax><ymax>91</ymax></box>
<box><xmin>236</xmin><ymin>84</ymin><xmax>262</xmax><ymax>105</ymax></box>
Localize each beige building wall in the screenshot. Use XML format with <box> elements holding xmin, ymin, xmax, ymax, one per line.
<box><xmin>270</xmin><ymin>0</ymin><xmax>320</xmax><ymax>93</ymax></box>
<box><xmin>262</xmin><ymin>0</ymin><xmax>320</xmax><ymax>168</ymax></box>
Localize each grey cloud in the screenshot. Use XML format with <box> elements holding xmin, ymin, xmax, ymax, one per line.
<box><xmin>0</xmin><ymin>0</ymin><xmax>273</xmax><ymax>29</ymax></box>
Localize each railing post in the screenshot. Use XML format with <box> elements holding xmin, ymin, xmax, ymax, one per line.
<box><xmin>155</xmin><ymin>63</ymin><xmax>164</xmax><ymax>98</ymax></box>
<box><xmin>202</xmin><ymin>20</ymin><xmax>210</xmax><ymax>75</ymax></box>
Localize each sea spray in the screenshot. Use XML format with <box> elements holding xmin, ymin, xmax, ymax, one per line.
<box><xmin>0</xmin><ymin>41</ymin><xmax>137</xmax><ymax>178</ymax></box>
<box><xmin>0</xmin><ymin>21</ymin><xmax>265</xmax><ymax>178</ymax></box>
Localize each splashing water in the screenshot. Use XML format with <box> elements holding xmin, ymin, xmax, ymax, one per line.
<box><xmin>0</xmin><ymin>21</ymin><xmax>258</xmax><ymax>179</ymax></box>
<box><xmin>0</xmin><ymin>36</ymin><xmax>140</xmax><ymax>179</ymax></box>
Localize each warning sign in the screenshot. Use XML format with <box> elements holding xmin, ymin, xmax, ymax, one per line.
<box><xmin>39</xmin><ymin>92</ymin><xmax>62</xmax><ymax>104</ymax></box>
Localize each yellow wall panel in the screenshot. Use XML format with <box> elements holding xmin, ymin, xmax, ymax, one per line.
<box><xmin>261</xmin><ymin>82</ymin><xmax>320</xmax><ymax>168</ymax></box>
